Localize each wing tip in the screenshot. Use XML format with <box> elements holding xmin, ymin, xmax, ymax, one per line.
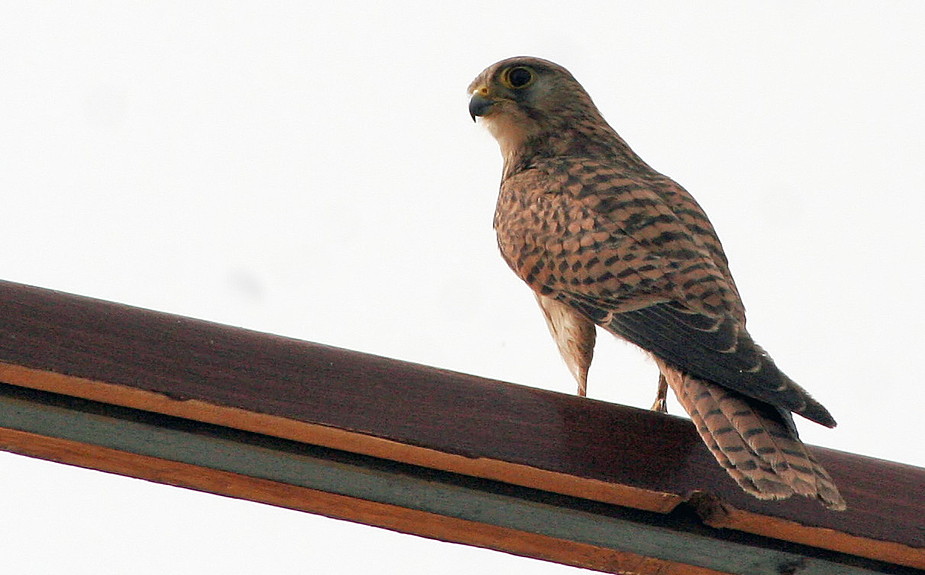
<box><xmin>800</xmin><ymin>401</ymin><xmax>838</xmax><ymax>428</ymax></box>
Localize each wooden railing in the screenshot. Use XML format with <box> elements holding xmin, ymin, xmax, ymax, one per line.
<box><xmin>0</xmin><ymin>280</ymin><xmax>921</xmax><ymax>574</ymax></box>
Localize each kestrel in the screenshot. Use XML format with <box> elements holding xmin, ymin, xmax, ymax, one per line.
<box><xmin>468</xmin><ymin>56</ymin><xmax>845</xmax><ymax>510</ymax></box>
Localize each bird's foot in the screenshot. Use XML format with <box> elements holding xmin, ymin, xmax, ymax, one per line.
<box><xmin>651</xmin><ymin>374</ymin><xmax>669</xmax><ymax>412</ymax></box>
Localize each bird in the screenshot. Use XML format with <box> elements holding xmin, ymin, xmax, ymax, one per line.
<box><xmin>468</xmin><ymin>56</ymin><xmax>845</xmax><ymax>510</ymax></box>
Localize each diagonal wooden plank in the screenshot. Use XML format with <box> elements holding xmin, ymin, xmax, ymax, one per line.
<box><xmin>0</xmin><ymin>279</ymin><xmax>922</xmax><ymax>572</ymax></box>
<box><xmin>0</xmin><ymin>383</ymin><xmax>908</xmax><ymax>575</ymax></box>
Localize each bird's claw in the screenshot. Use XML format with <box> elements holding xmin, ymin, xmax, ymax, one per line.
<box><xmin>651</xmin><ymin>374</ymin><xmax>669</xmax><ymax>412</ymax></box>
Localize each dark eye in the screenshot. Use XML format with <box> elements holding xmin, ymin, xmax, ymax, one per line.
<box><xmin>506</xmin><ymin>67</ymin><xmax>534</xmax><ymax>89</ymax></box>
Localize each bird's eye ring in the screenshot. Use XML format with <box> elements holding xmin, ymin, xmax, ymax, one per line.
<box><xmin>504</xmin><ymin>66</ymin><xmax>535</xmax><ymax>89</ymax></box>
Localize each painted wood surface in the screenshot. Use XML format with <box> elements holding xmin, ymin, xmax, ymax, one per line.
<box><xmin>0</xmin><ymin>280</ymin><xmax>921</xmax><ymax>572</ymax></box>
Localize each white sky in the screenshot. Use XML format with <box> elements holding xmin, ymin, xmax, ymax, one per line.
<box><xmin>2</xmin><ymin>2</ymin><xmax>924</xmax><ymax>573</ymax></box>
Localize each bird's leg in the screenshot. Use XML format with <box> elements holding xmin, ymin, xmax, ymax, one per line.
<box><xmin>650</xmin><ymin>374</ymin><xmax>669</xmax><ymax>412</ymax></box>
<box><xmin>534</xmin><ymin>293</ymin><xmax>596</xmax><ymax>397</ymax></box>
<box><xmin>577</xmin><ymin>368</ymin><xmax>588</xmax><ymax>397</ymax></box>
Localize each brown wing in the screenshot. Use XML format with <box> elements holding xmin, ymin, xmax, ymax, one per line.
<box><xmin>495</xmin><ymin>157</ymin><xmax>834</xmax><ymax>426</ymax></box>
<box><xmin>567</xmin><ymin>296</ymin><xmax>836</xmax><ymax>427</ymax></box>
<box><xmin>644</xmin><ymin>173</ymin><xmax>745</xmax><ymax>318</ymax></box>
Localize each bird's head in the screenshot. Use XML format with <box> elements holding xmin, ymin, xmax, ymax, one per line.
<box><xmin>468</xmin><ymin>56</ymin><xmax>612</xmax><ymax>165</ymax></box>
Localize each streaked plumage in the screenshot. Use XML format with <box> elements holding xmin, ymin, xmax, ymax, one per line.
<box><xmin>469</xmin><ymin>56</ymin><xmax>844</xmax><ymax>509</ymax></box>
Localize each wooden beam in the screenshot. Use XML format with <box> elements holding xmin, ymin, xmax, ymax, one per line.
<box><xmin>0</xmin><ymin>280</ymin><xmax>921</xmax><ymax>574</ymax></box>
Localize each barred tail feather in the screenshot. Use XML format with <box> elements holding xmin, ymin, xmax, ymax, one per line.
<box><xmin>659</xmin><ymin>362</ymin><xmax>846</xmax><ymax>510</ymax></box>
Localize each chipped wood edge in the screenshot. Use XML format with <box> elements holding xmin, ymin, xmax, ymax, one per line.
<box><xmin>688</xmin><ymin>492</ymin><xmax>925</xmax><ymax>570</ymax></box>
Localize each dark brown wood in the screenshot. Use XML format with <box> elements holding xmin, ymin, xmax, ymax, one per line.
<box><xmin>0</xmin><ymin>279</ymin><xmax>922</xmax><ymax>571</ymax></box>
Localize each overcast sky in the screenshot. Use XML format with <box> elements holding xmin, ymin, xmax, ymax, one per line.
<box><xmin>2</xmin><ymin>3</ymin><xmax>924</xmax><ymax>574</ymax></box>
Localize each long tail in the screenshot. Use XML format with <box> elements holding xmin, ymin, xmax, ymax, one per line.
<box><xmin>659</xmin><ymin>362</ymin><xmax>846</xmax><ymax>510</ymax></box>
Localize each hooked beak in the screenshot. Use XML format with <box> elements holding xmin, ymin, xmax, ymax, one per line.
<box><xmin>468</xmin><ymin>92</ymin><xmax>494</xmax><ymax>122</ymax></box>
